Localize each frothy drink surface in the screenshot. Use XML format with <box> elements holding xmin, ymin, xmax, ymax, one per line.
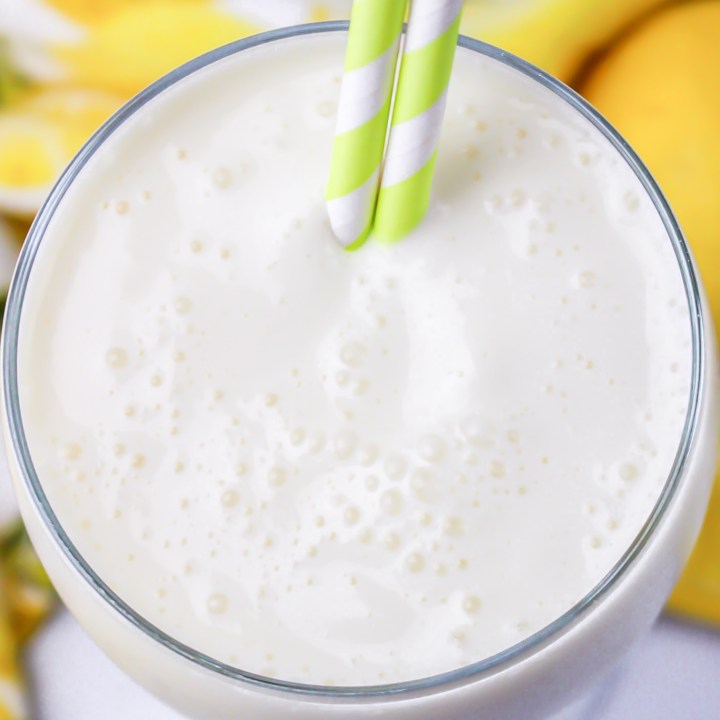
<box><xmin>18</xmin><ymin>35</ymin><xmax>691</xmax><ymax>684</ymax></box>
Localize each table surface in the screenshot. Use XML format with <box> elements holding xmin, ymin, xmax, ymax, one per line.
<box><xmin>3</xmin><ymin>455</ymin><xmax>720</xmax><ymax>719</ymax></box>
<box><xmin>20</xmin><ymin>609</ymin><xmax>720</xmax><ymax>720</ymax></box>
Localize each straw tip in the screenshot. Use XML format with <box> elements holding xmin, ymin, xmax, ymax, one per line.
<box><xmin>326</xmin><ymin>203</ymin><xmax>372</xmax><ymax>250</ymax></box>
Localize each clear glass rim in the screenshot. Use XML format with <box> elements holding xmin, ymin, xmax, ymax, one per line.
<box><xmin>2</xmin><ymin>21</ymin><xmax>705</xmax><ymax>700</ymax></box>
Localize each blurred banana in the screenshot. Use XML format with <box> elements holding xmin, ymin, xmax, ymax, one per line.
<box><xmin>462</xmin><ymin>0</ymin><xmax>670</xmax><ymax>83</ymax></box>
<box><xmin>1</xmin><ymin>523</ymin><xmax>56</xmax><ymax>644</ymax></box>
<box><xmin>0</xmin><ymin>573</ymin><xmax>27</xmax><ymax>720</ymax></box>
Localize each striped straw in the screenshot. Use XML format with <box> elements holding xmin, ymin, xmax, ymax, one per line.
<box><xmin>326</xmin><ymin>0</ymin><xmax>409</xmax><ymax>250</ymax></box>
<box><xmin>374</xmin><ymin>0</ymin><xmax>463</xmax><ymax>242</ymax></box>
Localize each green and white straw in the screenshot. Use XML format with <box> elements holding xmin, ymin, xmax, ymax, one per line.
<box><xmin>374</xmin><ymin>0</ymin><xmax>464</xmax><ymax>242</ymax></box>
<box><xmin>326</xmin><ymin>0</ymin><xmax>408</xmax><ymax>250</ymax></box>
<box><xmin>327</xmin><ymin>0</ymin><xmax>463</xmax><ymax>248</ymax></box>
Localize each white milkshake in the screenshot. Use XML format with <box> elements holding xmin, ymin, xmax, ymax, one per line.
<box><xmin>4</xmin><ymin>28</ymin><xmax>717</xmax><ymax>720</ymax></box>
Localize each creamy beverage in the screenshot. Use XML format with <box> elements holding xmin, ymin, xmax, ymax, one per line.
<box><xmin>14</xmin><ymin>32</ymin><xmax>694</xmax><ymax>684</ymax></box>
<box><xmin>4</xmin><ymin>28</ymin><xmax>716</xmax><ymax>720</ymax></box>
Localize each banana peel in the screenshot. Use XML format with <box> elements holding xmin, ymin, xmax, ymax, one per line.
<box><xmin>0</xmin><ymin>573</ymin><xmax>27</xmax><ymax>720</ymax></box>
<box><xmin>0</xmin><ymin>0</ymin><xmax>675</xmax><ymax>218</ymax></box>
<box><xmin>0</xmin><ymin>2</ymin><xmax>259</xmax><ymax>216</ymax></box>
<box><xmin>50</xmin><ymin>2</ymin><xmax>260</xmax><ymax>97</ymax></box>
<box><xmin>6</xmin><ymin>0</ymin><xmax>674</xmax><ymax>90</ymax></box>
<box><xmin>55</xmin><ymin>0</ymin><xmax>675</xmax><ymax>88</ymax></box>
<box><xmin>579</xmin><ymin>0</ymin><xmax>720</xmax><ymax>627</ymax></box>
<box><xmin>0</xmin><ymin>44</ymin><xmax>28</xmax><ymax>110</ymax></box>
<box><xmin>0</xmin><ymin>86</ymin><xmax>125</xmax><ymax>216</ymax></box>
<box><xmin>0</xmin><ymin>521</ymin><xmax>56</xmax><ymax>719</ymax></box>
<box><xmin>668</xmin><ymin>473</ymin><xmax>720</xmax><ymax>625</ymax></box>
<box><xmin>1</xmin><ymin>522</ymin><xmax>56</xmax><ymax>644</ymax></box>
<box><xmin>461</xmin><ymin>0</ymin><xmax>670</xmax><ymax>84</ymax></box>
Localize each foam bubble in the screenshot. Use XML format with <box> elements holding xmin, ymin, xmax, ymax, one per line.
<box><xmin>573</xmin><ymin>271</ymin><xmax>596</xmax><ymax>289</ymax></box>
<box><xmin>207</xmin><ymin>593</ymin><xmax>228</xmax><ymax>614</ymax></box>
<box><xmin>461</xmin><ymin>416</ymin><xmax>494</xmax><ymax>447</ymax></box>
<box><xmin>105</xmin><ymin>347</ymin><xmax>128</xmax><ymax>369</ymax></box>
<box><xmin>364</xmin><ymin>475</ymin><xmax>379</xmax><ymax>492</ymax></box>
<box><xmin>358</xmin><ymin>528</ymin><xmax>373</xmax><ymax>544</ymax></box>
<box><xmin>340</xmin><ymin>342</ymin><xmax>364</xmax><ymax>367</ymax></box>
<box><xmin>316</xmin><ymin>100</ymin><xmax>336</xmax><ymax>118</ymax></box>
<box><xmin>618</xmin><ymin>463</ymin><xmax>639</xmax><ymax>482</ymax></box>
<box><xmin>419</xmin><ymin>435</ymin><xmax>445</xmax><ymax>464</ymax></box>
<box><xmin>63</xmin><ymin>443</ymin><xmax>82</xmax><ymax>461</ymax></box>
<box><xmin>384</xmin><ymin>455</ymin><xmax>407</xmax><ymax>480</ymax></box>
<box><xmin>334</xmin><ymin>431</ymin><xmax>356</xmax><ymax>460</ymax></box>
<box><xmin>174</xmin><ymin>297</ymin><xmax>193</xmax><ymax>315</ymax></box>
<box><xmin>212</xmin><ymin>167</ymin><xmax>234</xmax><ymax>189</ymax></box>
<box><xmin>410</xmin><ymin>469</ymin><xmax>436</xmax><ymax>502</ymax></box>
<box><xmin>405</xmin><ymin>552</ymin><xmax>425</xmax><ymax>573</ymax></box>
<box><xmin>443</xmin><ymin>516</ymin><xmax>464</xmax><ymax>537</ymax></box>
<box><xmin>380</xmin><ymin>489</ymin><xmax>403</xmax><ymax>515</ymax></box>
<box><xmin>343</xmin><ymin>506</ymin><xmax>360</xmax><ymax>526</ymax></box>
<box><xmin>462</xmin><ymin>595</ymin><xmax>482</xmax><ymax>614</ymax></box>
<box><xmin>358</xmin><ymin>444</ymin><xmax>379</xmax><ymax>466</ymax></box>
<box><xmin>221</xmin><ymin>490</ymin><xmax>240</xmax><ymax>508</ymax></box>
<box><xmin>268</xmin><ymin>467</ymin><xmax>287</xmax><ymax>487</ymax></box>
